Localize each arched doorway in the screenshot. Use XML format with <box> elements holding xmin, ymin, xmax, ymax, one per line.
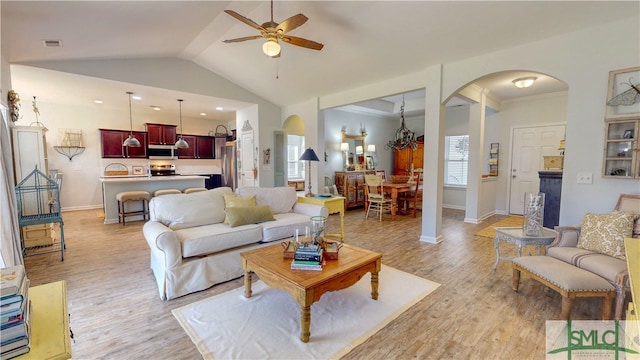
<box><xmin>442</xmin><ymin>70</ymin><xmax>568</xmax><ymax>222</ymax></box>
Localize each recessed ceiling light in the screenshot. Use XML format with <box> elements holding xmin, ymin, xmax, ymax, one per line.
<box><xmin>132</xmin><ymin>95</ymin><xmax>142</xmax><ymax>100</ymax></box>
<box><xmin>200</xmin><ymin>113</ymin><xmax>207</xmax><ymax>116</ymax></box>
<box><xmin>42</xmin><ymin>40</ymin><xmax>62</xmax><ymax>48</ymax></box>
<box><xmin>94</xmin><ymin>100</ymin><xmax>103</xmax><ymax>104</ymax></box>
<box><xmin>151</xmin><ymin>106</ymin><xmax>161</xmax><ymax>111</ymax></box>
<box><xmin>216</xmin><ymin>107</ymin><xmax>224</xmax><ymax>111</ymax></box>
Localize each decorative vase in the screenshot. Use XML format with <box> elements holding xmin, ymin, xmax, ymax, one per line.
<box><xmin>523</xmin><ymin>192</ymin><xmax>545</xmax><ymax>236</ymax></box>
<box><xmin>310</xmin><ymin>216</ymin><xmax>327</xmax><ymax>246</ymax></box>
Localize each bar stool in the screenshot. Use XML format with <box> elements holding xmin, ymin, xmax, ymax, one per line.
<box><xmin>153</xmin><ymin>189</ymin><xmax>182</xmax><ymax>197</ymax></box>
<box><xmin>183</xmin><ymin>187</ymin><xmax>207</xmax><ymax>194</ymax></box>
<box><xmin>116</xmin><ymin>191</ymin><xmax>151</xmax><ymax>226</ymax></box>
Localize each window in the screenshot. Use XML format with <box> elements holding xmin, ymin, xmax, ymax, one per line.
<box><xmin>444</xmin><ymin>135</ymin><xmax>469</xmax><ymax>186</ymax></box>
<box><xmin>287</xmin><ymin>135</ymin><xmax>305</xmax><ymax>179</ymax></box>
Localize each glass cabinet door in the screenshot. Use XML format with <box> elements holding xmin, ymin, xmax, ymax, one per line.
<box><xmin>603</xmin><ymin>119</ymin><xmax>639</xmax><ymax>178</ymax></box>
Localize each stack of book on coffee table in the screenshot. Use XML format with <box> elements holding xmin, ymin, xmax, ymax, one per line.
<box><xmin>0</xmin><ymin>265</ymin><xmax>31</xmax><ymax>359</ymax></box>
<box><xmin>291</xmin><ymin>243</ymin><xmax>325</xmax><ymax>271</ymax></box>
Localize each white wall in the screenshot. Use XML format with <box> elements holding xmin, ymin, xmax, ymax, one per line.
<box><xmin>442</xmin><ymin>17</ymin><xmax>640</xmax><ymax>225</ymax></box>
<box><xmin>485</xmin><ymin>92</ymin><xmax>569</xmax><ymax>214</ymax></box>
<box><xmin>322</xmin><ymin>109</ymin><xmax>397</xmax><ymax>180</ymax></box>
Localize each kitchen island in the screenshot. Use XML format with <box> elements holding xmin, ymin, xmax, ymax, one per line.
<box><xmin>99</xmin><ymin>175</ymin><xmax>206</xmax><ymax>224</ymax></box>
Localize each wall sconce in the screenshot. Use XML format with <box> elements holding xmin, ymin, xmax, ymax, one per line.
<box><xmin>512</xmin><ymin>77</ymin><xmax>537</xmax><ymax>88</ymax></box>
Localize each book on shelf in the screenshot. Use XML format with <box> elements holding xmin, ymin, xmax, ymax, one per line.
<box><xmin>0</xmin><ymin>299</ymin><xmax>31</xmax><ymax>344</ymax></box>
<box><xmin>0</xmin><ymin>266</ymin><xmax>26</xmax><ymax>299</ymax></box>
<box><xmin>0</xmin><ymin>279</ymin><xmax>29</xmax><ymax>319</ymax></box>
<box><xmin>0</xmin><ymin>335</ymin><xmax>29</xmax><ymax>356</ymax></box>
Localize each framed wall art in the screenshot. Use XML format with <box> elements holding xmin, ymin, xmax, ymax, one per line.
<box><xmin>605</xmin><ymin>66</ymin><xmax>640</xmax><ymax>120</ymax></box>
<box><xmin>132</xmin><ymin>166</ymin><xmax>144</xmax><ymax>175</ymax></box>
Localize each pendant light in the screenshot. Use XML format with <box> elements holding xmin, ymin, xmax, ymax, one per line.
<box><xmin>385</xmin><ymin>95</ymin><xmax>417</xmax><ymax>151</ymax></box>
<box><xmin>123</xmin><ymin>91</ymin><xmax>141</xmax><ymax>147</ymax></box>
<box><xmin>175</xmin><ymin>99</ymin><xmax>189</xmax><ymax>149</ymax></box>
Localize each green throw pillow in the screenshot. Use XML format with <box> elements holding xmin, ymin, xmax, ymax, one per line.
<box><xmin>223</xmin><ymin>194</ymin><xmax>256</xmax><ymax>224</ymax></box>
<box><xmin>225</xmin><ymin>205</ymin><xmax>275</xmax><ymax>228</ymax></box>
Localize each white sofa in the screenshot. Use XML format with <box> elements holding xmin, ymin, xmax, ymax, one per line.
<box><xmin>142</xmin><ymin>186</ymin><xmax>328</xmax><ymax>300</ymax></box>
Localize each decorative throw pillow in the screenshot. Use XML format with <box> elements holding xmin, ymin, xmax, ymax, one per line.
<box><xmin>577</xmin><ymin>212</ymin><xmax>635</xmax><ymax>260</ymax></box>
<box><xmin>225</xmin><ymin>205</ymin><xmax>275</xmax><ymax>228</ymax></box>
<box><xmin>633</xmin><ymin>213</ymin><xmax>640</xmax><ymax>239</ymax></box>
<box><xmin>223</xmin><ymin>194</ymin><xmax>256</xmax><ymax>224</ymax></box>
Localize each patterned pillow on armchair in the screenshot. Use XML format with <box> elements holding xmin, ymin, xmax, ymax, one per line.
<box><xmin>577</xmin><ymin>211</ymin><xmax>635</xmax><ymax>260</ymax></box>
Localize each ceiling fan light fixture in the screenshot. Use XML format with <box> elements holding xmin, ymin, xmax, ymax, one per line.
<box><xmin>263</xmin><ymin>39</ymin><xmax>281</xmax><ymax>57</ymax></box>
<box><xmin>512</xmin><ymin>77</ymin><xmax>537</xmax><ymax>89</ymax></box>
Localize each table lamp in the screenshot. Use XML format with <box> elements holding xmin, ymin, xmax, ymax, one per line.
<box><xmin>299</xmin><ymin>148</ymin><xmax>320</xmax><ymax>197</ymax></box>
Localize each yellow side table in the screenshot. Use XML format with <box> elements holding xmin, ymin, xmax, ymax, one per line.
<box><xmin>16</xmin><ymin>280</ymin><xmax>72</xmax><ymax>360</ymax></box>
<box><xmin>297</xmin><ymin>195</ymin><xmax>346</xmax><ymax>241</ymax></box>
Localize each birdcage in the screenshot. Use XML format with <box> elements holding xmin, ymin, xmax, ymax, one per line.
<box><xmin>15</xmin><ymin>166</ymin><xmax>65</xmax><ymax>260</ymax></box>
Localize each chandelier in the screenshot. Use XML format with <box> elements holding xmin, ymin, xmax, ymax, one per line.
<box><xmin>385</xmin><ymin>95</ymin><xmax>418</xmax><ymax>151</ymax></box>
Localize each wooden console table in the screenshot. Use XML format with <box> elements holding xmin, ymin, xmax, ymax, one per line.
<box><xmin>16</xmin><ymin>280</ymin><xmax>72</xmax><ymax>360</ymax></box>
<box><xmin>297</xmin><ymin>195</ymin><xmax>345</xmax><ymax>241</ymax></box>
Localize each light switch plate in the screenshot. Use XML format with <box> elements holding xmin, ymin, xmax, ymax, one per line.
<box><xmin>577</xmin><ymin>172</ymin><xmax>593</xmax><ymax>184</ymax></box>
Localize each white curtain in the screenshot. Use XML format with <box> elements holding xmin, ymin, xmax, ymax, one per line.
<box><xmin>0</xmin><ymin>104</ymin><xmax>23</xmax><ymax>268</ymax></box>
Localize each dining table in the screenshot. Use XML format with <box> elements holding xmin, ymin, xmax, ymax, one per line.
<box><xmin>382</xmin><ymin>181</ymin><xmax>414</xmax><ymax>220</ymax></box>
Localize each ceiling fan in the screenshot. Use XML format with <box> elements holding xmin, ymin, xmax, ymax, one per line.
<box><xmin>222</xmin><ymin>0</ymin><xmax>324</xmax><ymax>57</ymax></box>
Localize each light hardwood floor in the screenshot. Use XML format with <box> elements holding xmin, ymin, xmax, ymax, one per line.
<box><xmin>23</xmin><ymin>208</ymin><xmax>605</xmax><ymax>359</ymax></box>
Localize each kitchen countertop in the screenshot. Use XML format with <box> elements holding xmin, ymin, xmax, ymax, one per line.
<box><xmin>99</xmin><ymin>175</ymin><xmax>206</xmax><ymax>182</ymax></box>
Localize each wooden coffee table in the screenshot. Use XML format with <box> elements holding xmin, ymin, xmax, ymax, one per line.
<box><xmin>241</xmin><ymin>243</ymin><xmax>382</xmax><ymax>342</ymax></box>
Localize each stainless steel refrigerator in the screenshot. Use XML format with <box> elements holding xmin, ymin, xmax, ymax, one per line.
<box><xmin>221</xmin><ymin>143</ymin><xmax>237</xmax><ymax>190</ymax></box>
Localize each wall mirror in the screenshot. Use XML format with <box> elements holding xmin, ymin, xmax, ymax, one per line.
<box><xmin>341</xmin><ymin>129</ymin><xmax>367</xmax><ymax>170</ymax></box>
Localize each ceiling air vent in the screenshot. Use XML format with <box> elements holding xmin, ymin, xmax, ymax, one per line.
<box><xmin>42</xmin><ymin>40</ymin><xmax>62</xmax><ymax>48</ymax></box>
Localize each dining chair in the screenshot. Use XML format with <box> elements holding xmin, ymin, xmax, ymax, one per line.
<box><xmin>398</xmin><ymin>170</ymin><xmax>423</xmax><ymax>218</ymax></box>
<box><xmin>364</xmin><ymin>174</ymin><xmax>393</xmax><ymax>221</ymax></box>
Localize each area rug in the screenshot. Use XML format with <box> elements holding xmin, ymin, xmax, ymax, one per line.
<box><xmin>475</xmin><ymin>215</ymin><xmax>523</xmax><ymax>238</ymax></box>
<box><xmin>172</xmin><ymin>265</ymin><xmax>440</xmax><ymax>359</ymax></box>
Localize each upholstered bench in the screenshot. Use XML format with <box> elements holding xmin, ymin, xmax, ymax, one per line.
<box><xmin>512</xmin><ymin>256</ymin><xmax>616</xmax><ymax>320</ymax></box>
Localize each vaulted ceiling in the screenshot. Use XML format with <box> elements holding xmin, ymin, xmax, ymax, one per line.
<box><xmin>3</xmin><ymin>1</ymin><xmax>637</xmax><ymax>119</ymax></box>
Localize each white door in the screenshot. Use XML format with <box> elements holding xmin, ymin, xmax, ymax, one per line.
<box><xmin>509</xmin><ymin>125</ymin><xmax>565</xmax><ymax>214</ymax></box>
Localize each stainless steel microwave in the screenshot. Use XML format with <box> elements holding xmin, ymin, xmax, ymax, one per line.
<box><xmin>148</xmin><ymin>144</ymin><xmax>177</xmax><ymax>159</ymax></box>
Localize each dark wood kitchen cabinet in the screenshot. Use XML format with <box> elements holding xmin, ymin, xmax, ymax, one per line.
<box><xmin>145</xmin><ymin>123</ymin><xmax>177</xmax><ymax>145</ymax></box>
<box><xmin>100</xmin><ymin>129</ymin><xmax>147</xmax><ymax>158</ymax></box>
<box><xmin>177</xmin><ymin>135</ymin><xmax>214</xmax><ymax>159</ymax></box>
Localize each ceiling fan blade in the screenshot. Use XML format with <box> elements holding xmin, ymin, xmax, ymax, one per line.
<box><xmin>223</xmin><ymin>35</ymin><xmax>263</xmax><ymax>43</ymax></box>
<box><xmin>224</xmin><ymin>10</ymin><xmax>265</xmax><ymax>31</ymax></box>
<box><xmin>276</xmin><ymin>14</ymin><xmax>308</xmax><ymax>34</ymax></box>
<box><xmin>281</xmin><ymin>35</ymin><xmax>324</xmax><ymax>51</ymax></box>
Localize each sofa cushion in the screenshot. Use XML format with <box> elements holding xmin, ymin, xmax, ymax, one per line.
<box><xmin>260</xmin><ymin>213</ymin><xmax>312</xmax><ymax>243</ymax></box>
<box><xmin>176</xmin><ymin>223</ymin><xmax>263</xmax><ymax>258</ymax></box>
<box><xmin>149</xmin><ymin>187</ymin><xmax>232</xmax><ymax>230</ymax></box>
<box><xmin>236</xmin><ymin>187</ymin><xmax>297</xmax><ymax>215</ymax></box>
<box><xmin>577</xmin><ymin>212</ymin><xmax>635</xmax><ymax>260</ymax></box>
<box><xmin>546</xmin><ymin>246</ymin><xmax>595</xmax><ymax>266</ymax></box>
<box><xmin>225</xmin><ymin>205</ymin><xmax>275</xmax><ymax>228</ymax></box>
<box><xmin>574</xmin><ymin>253</ymin><xmax>628</xmax><ymax>285</ymax></box>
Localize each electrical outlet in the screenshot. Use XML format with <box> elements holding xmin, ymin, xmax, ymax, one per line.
<box><xmin>577</xmin><ymin>172</ymin><xmax>593</xmax><ymax>184</ymax></box>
